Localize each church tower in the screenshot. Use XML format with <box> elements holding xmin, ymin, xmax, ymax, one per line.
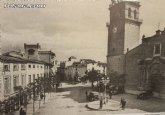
<box><xmin>107</xmin><ymin>1</ymin><xmax>142</xmax><ymax>75</ymax></box>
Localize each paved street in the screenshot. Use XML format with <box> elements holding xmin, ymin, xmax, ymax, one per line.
<box><xmin>34</xmin><ymin>83</ymin><xmax>165</xmax><ymax>115</ymax></box>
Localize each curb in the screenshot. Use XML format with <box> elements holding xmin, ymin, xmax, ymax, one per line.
<box><xmin>86</xmin><ymin>100</ymin><xmax>122</xmax><ymax>111</ymax></box>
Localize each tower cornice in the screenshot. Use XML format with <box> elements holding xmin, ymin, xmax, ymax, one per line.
<box><xmin>125</xmin><ymin>18</ymin><xmax>142</xmax><ymax>26</ymax></box>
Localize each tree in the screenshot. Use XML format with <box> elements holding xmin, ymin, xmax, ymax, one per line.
<box><xmin>86</xmin><ymin>69</ymin><xmax>99</xmax><ymax>88</ymax></box>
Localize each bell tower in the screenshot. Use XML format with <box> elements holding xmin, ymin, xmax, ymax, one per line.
<box><xmin>107</xmin><ymin>1</ymin><xmax>142</xmax><ymax>75</ymax></box>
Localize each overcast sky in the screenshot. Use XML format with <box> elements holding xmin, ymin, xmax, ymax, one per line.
<box><xmin>1</xmin><ymin>0</ymin><xmax>165</xmax><ymax>62</ymax></box>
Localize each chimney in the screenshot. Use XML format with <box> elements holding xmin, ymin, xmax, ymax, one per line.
<box><xmin>156</xmin><ymin>30</ymin><xmax>161</xmax><ymax>36</ymax></box>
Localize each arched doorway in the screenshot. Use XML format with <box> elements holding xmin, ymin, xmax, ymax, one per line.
<box><xmin>149</xmin><ymin>63</ymin><xmax>163</xmax><ymax>93</ymax></box>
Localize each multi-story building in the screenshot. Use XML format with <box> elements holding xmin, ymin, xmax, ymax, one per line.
<box><xmin>65</xmin><ymin>62</ymin><xmax>87</xmax><ymax>81</ymax></box>
<box><xmin>97</xmin><ymin>62</ymin><xmax>107</xmax><ymax>75</ymax></box>
<box><xmin>0</xmin><ymin>61</ymin><xmax>4</xmax><ymax>101</ymax></box>
<box><xmin>0</xmin><ymin>43</ymin><xmax>56</xmax><ymax>101</ymax></box>
<box><xmin>64</xmin><ymin>58</ymin><xmax>107</xmax><ymax>81</ymax></box>
<box><xmin>24</xmin><ymin>43</ymin><xmax>56</xmax><ymax>77</ymax></box>
<box><xmin>38</xmin><ymin>50</ymin><xmax>56</xmax><ymax>75</ymax></box>
<box><xmin>0</xmin><ymin>55</ymin><xmax>45</xmax><ymax>101</ymax></box>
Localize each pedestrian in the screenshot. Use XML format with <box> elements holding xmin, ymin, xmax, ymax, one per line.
<box><xmin>120</xmin><ymin>98</ymin><xmax>126</xmax><ymax>110</ymax></box>
<box><xmin>20</xmin><ymin>107</ymin><xmax>26</xmax><ymax>115</ymax></box>
<box><xmin>100</xmin><ymin>98</ymin><xmax>103</xmax><ymax>109</ymax></box>
<box><xmin>109</xmin><ymin>90</ymin><xmax>112</xmax><ymax>99</ymax></box>
<box><xmin>20</xmin><ymin>107</ymin><xmax>23</xmax><ymax>115</ymax></box>
<box><xmin>44</xmin><ymin>94</ymin><xmax>46</xmax><ymax>101</ymax></box>
<box><xmin>85</xmin><ymin>90</ymin><xmax>88</xmax><ymax>100</ymax></box>
<box><xmin>40</xmin><ymin>93</ymin><xmax>44</xmax><ymax>100</ymax></box>
<box><xmin>60</xmin><ymin>83</ymin><xmax>62</xmax><ymax>88</ymax></box>
<box><xmin>23</xmin><ymin>108</ymin><xmax>26</xmax><ymax>115</ymax></box>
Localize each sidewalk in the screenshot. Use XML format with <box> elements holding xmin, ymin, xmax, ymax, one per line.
<box><xmin>14</xmin><ymin>93</ymin><xmax>53</xmax><ymax>115</ymax></box>
<box><xmin>86</xmin><ymin>100</ymin><xmax>122</xmax><ymax>111</ymax></box>
<box><xmin>86</xmin><ymin>99</ymin><xmax>147</xmax><ymax>114</ymax></box>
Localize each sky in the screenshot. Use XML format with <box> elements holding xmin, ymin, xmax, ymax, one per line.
<box><xmin>1</xmin><ymin>0</ymin><xmax>165</xmax><ymax>62</ymax></box>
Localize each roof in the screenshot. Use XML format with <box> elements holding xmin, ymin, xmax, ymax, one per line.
<box><xmin>0</xmin><ymin>55</ymin><xmax>52</xmax><ymax>66</ymax></box>
<box><xmin>73</xmin><ymin>62</ymin><xmax>81</xmax><ymax>65</ymax></box>
<box><xmin>97</xmin><ymin>62</ymin><xmax>107</xmax><ymax>67</ymax></box>
<box><xmin>38</xmin><ymin>50</ymin><xmax>56</xmax><ymax>56</ymax></box>
<box><xmin>80</xmin><ymin>59</ymin><xmax>96</xmax><ymax>64</ymax></box>
<box><xmin>3</xmin><ymin>51</ymin><xmax>25</xmax><ymax>58</ymax></box>
<box><xmin>69</xmin><ymin>56</ymin><xmax>76</xmax><ymax>59</ymax></box>
<box><xmin>3</xmin><ymin>51</ymin><xmax>22</xmax><ymax>55</ymax></box>
<box><xmin>125</xmin><ymin>44</ymin><xmax>142</xmax><ymax>55</ymax></box>
<box><xmin>142</xmin><ymin>29</ymin><xmax>165</xmax><ymax>42</ymax></box>
<box><xmin>0</xmin><ymin>55</ymin><xmax>27</xmax><ymax>63</ymax></box>
<box><xmin>72</xmin><ymin>62</ymin><xmax>86</xmax><ymax>67</ymax></box>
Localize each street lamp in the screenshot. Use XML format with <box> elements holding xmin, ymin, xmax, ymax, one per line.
<box><xmin>101</xmin><ymin>77</ymin><xmax>109</xmax><ymax>104</ymax></box>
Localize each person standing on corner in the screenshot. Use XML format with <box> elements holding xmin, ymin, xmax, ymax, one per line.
<box><xmin>85</xmin><ymin>90</ymin><xmax>88</xmax><ymax>101</ymax></box>
<box><xmin>100</xmin><ymin>96</ymin><xmax>103</xmax><ymax>109</ymax></box>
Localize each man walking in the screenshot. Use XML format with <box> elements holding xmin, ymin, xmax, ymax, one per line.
<box><xmin>109</xmin><ymin>90</ymin><xmax>112</xmax><ymax>99</ymax></box>
<box><xmin>120</xmin><ymin>98</ymin><xmax>126</xmax><ymax>110</ymax></box>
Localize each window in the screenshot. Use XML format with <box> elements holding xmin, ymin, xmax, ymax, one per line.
<box><xmin>41</xmin><ymin>66</ymin><xmax>43</xmax><ymax>69</ymax></box>
<box><xmin>21</xmin><ymin>75</ymin><xmax>24</xmax><ymax>86</ymax></box>
<box><xmin>21</xmin><ymin>64</ymin><xmax>26</xmax><ymax>70</ymax></box>
<box><xmin>29</xmin><ymin>65</ymin><xmax>31</xmax><ymax>68</ymax></box>
<box><xmin>13</xmin><ymin>76</ymin><xmax>17</xmax><ymax>87</ymax></box>
<box><xmin>4</xmin><ymin>65</ymin><xmax>10</xmax><ymax>71</ymax></box>
<box><xmin>154</xmin><ymin>43</ymin><xmax>161</xmax><ymax>56</ymax></box>
<box><xmin>128</xmin><ymin>8</ymin><xmax>131</xmax><ymax>18</ymax></box>
<box><xmin>33</xmin><ymin>74</ymin><xmax>35</xmax><ymax>82</ymax></box>
<box><xmin>134</xmin><ymin>10</ymin><xmax>137</xmax><ymax>19</ymax></box>
<box><xmin>37</xmin><ymin>74</ymin><xmax>39</xmax><ymax>79</ymax></box>
<box><xmin>29</xmin><ymin>75</ymin><xmax>31</xmax><ymax>83</ymax></box>
<box><xmin>13</xmin><ymin>75</ymin><xmax>19</xmax><ymax>86</ymax></box>
<box><xmin>4</xmin><ymin>77</ymin><xmax>10</xmax><ymax>94</ymax></box>
<box><xmin>28</xmin><ymin>49</ymin><xmax>35</xmax><ymax>55</ymax></box>
<box><xmin>33</xmin><ymin>65</ymin><xmax>35</xmax><ymax>68</ymax></box>
<box><xmin>37</xmin><ymin>65</ymin><xmax>39</xmax><ymax>69</ymax></box>
<box><xmin>13</xmin><ymin>64</ymin><xmax>19</xmax><ymax>71</ymax></box>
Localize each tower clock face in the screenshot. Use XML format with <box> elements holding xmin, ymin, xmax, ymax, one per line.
<box><xmin>112</xmin><ymin>26</ymin><xmax>118</xmax><ymax>33</ymax></box>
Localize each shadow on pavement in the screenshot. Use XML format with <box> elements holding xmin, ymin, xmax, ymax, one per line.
<box><xmin>58</xmin><ymin>86</ymin><xmax>91</xmax><ymax>103</ymax></box>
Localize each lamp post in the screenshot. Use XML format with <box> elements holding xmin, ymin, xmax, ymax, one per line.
<box><xmin>101</xmin><ymin>77</ymin><xmax>109</xmax><ymax>104</ymax></box>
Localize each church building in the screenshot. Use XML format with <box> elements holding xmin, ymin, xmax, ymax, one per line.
<box><xmin>107</xmin><ymin>0</ymin><xmax>165</xmax><ymax>98</ymax></box>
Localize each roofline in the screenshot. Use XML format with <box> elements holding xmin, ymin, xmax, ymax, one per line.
<box><xmin>125</xmin><ymin>44</ymin><xmax>142</xmax><ymax>55</ymax></box>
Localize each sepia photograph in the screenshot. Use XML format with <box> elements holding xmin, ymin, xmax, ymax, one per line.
<box><xmin>0</xmin><ymin>0</ymin><xmax>165</xmax><ymax>115</ymax></box>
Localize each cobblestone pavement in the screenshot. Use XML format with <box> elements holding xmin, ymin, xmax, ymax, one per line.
<box><xmin>34</xmin><ymin>83</ymin><xmax>165</xmax><ymax>115</ymax></box>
